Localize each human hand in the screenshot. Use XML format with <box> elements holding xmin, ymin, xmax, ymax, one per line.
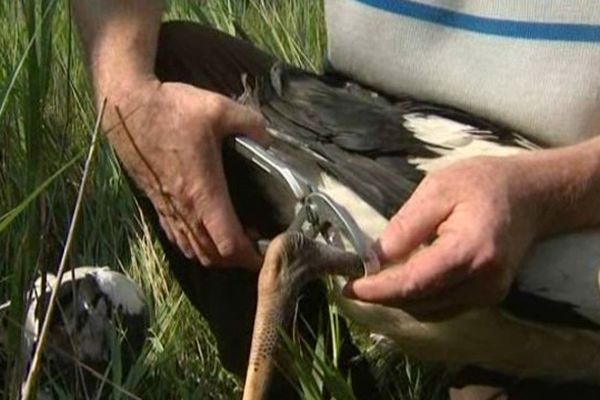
<box><xmin>104</xmin><ymin>78</ymin><xmax>269</xmax><ymax>269</ymax></box>
<box><xmin>344</xmin><ymin>156</ymin><xmax>543</xmax><ymax>320</ymax></box>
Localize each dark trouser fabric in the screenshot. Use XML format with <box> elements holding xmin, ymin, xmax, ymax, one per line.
<box><xmin>140</xmin><ymin>21</ymin><xmax>378</xmax><ymax>399</ymax></box>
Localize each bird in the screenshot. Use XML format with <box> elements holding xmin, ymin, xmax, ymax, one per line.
<box><xmin>22</xmin><ymin>266</ymin><xmax>149</xmax><ymax>398</ymax></box>
<box><xmin>217</xmin><ymin>63</ymin><xmax>600</xmax><ymax>399</ymax></box>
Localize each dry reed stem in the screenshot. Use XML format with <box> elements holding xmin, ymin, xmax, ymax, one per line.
<box><xmin>21</xmin><ymin>100</ymin><xmax>106</xmax><ymax>400</ymax></box>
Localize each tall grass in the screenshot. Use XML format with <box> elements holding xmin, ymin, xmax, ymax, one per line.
<box><xmin>0</xmin><ymin>1</ymin><xmax>325</xmax><ymax>398</ymax></box>
<box><xmin>0</xmin><ymin>1</ymin><xmax>444</xmax><ymax>398</ymax></box>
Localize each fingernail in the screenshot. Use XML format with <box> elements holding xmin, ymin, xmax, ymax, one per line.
<box><xmin>372</xmin><ymin>238</ymin><xmax>385</xmax><ymax>263</ymax></box>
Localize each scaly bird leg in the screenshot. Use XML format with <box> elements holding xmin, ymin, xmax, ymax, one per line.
<box><xmin>242</xmin><ymin>232</ymin><xmax>364</xmax><ymax>400</ymax></box>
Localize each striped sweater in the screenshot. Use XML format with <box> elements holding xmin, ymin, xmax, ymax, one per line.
<box><xmin>325</xmin><ymin>0</ymin><xmax>600</xmax><ymax>146</ymax></box>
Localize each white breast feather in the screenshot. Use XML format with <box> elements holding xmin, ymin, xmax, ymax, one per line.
<box><xmin>90</xmin><ymin>269</ymin><xmax>146</xmax><ymax>315</ymax></box>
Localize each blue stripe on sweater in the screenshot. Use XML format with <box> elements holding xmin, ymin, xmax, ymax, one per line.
<box><xmin>356</xmin><ymin>0</ymin><xmax>600</xmax><ymax>42</ymax></box>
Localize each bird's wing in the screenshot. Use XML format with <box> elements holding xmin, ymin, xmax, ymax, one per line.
<box><xmin>254</xmin><ymin>64</ymin><xmax>533</xmax><ymax>217</ymax></box>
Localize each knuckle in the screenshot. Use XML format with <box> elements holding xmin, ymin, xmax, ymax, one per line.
<box><xmin>473</xmin><ymin>239</ymin><xmax>503</xmax><ymax>272</ymax></box>
<box><xmin>205</xmin><ymin>95</ymin><xmax>229</xmax><ymax>120</ymax></box>
<box><xmin>249</xmin><ymin>108</ymin><xmax>267</xmax><ymax>129</ymax></box>
<box><xmin>418</xmin><ymin>173</ymin><xmax>446</xmax><ymax>198</ymax></box>
<box><xmin>388</xmin><ymin>213</ymin><xmax>410</xmax><ymax>237</ymax></box>
<box><xmin>185</xmin><ymin>184</ymin><xmax>211</xmax><ymax>211</ymax></box>
<box><xmin>179</xmin><ymin>196</ymin><xmax>195</xmax><ymax>213</ymax></box>
<box><xmin>215</xmin><ymin>237</ymin><xmax>241</xmax><ymax>260</ymax></box>
<box><xmin>168</xmin><ymin>176</ymin><xmax>186</xmax><ymax>198</ymax></box>
<box><xmin>438</xmin><ymin>235</ymin><xmax>468</xmax><ymax>267</ymax></box>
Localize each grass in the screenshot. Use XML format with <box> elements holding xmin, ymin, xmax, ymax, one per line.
<box><xmin>0</xmin><ymin>1</ymin><xmax>446</xmax><ymax>398</ymax></box>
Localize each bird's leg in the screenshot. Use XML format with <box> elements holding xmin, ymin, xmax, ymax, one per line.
<box><xmin>242</xmin><ymin>231</ymin><xmax>364</xmax><ymax>400</ymax></box>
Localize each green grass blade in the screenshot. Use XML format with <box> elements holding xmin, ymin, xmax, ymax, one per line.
<box><xmin>0</xmin><ymin>151</ymin><xmax>82</xmax><ymax>233</ymax></box>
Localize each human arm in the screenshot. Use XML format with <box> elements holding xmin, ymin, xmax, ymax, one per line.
<box><xmin>344</xmin><ymin>136</ymin><xmax>600</xmax><ymax>319</ymax></box>
<box><xmin>73</xmin><ymin>0</ymin><xmax>269</xmax><ymax>269</ymax></box>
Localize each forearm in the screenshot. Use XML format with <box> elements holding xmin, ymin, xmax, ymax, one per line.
<box><xmin>73</xmin><ymin>0</ymin><xmax>164</xmax><ymax>103</ymax></box>
<box><xmin>519</xmin><ymin>135</ymin><xmax>600</xmax><ymax>236</ymax></box>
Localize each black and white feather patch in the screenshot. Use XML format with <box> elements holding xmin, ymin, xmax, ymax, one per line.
<box><xmin>23</xmin><ymin>266</ymin><xmax>148</xmax><ymax>396</ymax></box>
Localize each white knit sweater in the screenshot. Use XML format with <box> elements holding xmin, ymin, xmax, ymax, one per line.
<box><xmin>325</xmin><ymin>0</ymin><xmax>600</xmax><ymax>146</ymax></box>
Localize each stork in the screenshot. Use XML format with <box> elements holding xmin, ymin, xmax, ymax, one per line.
<box><xmin>232</xmin><ymin>64</ymin><xmax>600</xmax><ymax>399</ymax></box>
